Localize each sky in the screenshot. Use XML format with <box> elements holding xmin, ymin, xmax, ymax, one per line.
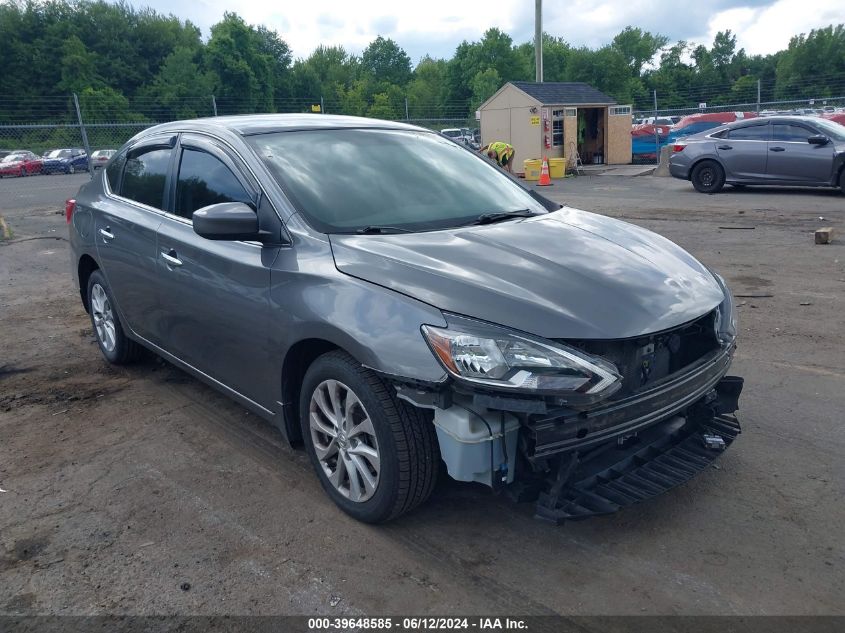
<box><xmin>135</xmin><ymin>0</ymin><xmax>845</xmax><ymax>63</ymax></box>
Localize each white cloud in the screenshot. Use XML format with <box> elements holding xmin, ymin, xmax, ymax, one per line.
<box><xmin>704</xmin><ymin>0</ymin><xmax>845</xmax><ymax>55</ymax></box>
<box><xmin>135</xmin><ymin>0</ymin><xmax>845</xmax><ymax>62</ymax></box>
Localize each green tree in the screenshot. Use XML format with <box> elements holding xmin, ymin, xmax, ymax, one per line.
<box><xmin>58</xmin><ymin>35</ymin><xmax>101</xmax><ymax>93</ymax></box>
<box><xmin>470</xmin><ymin>68</ymin><xmax>501</xmax><ymax>111</ymax></box>
<box><xmin>612</xmin><ymin>26</ymin><xmax>668</xmax><ymax>76</ymax></box>
<box><xmin>776</xmin><ymin>25</ymin><xmax>845</xmax><ymax>99</ymax></box>
<box><xmin>362</xmin><ymin>36</ymin><xmax>412</xmax><ymax>87</ymax></box>
<box><xmin>205</xmin><ymin>13</ymin><xmax>274</xmax><ymax>113</ymax></box>
<box><xmin>140</xmin><ymin>47</ymin><xmax>217</xmax><ymax>118</ymax></box>
<box><xmin>407</xmin><ymin>56</ymin><xmax>450</xmax><ymax>118</ymax></box>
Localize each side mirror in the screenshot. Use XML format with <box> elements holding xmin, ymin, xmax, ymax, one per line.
<box><xmin>193</xmin><ymin>202</ymin><xmax>259</xmax><ymax>241</ymax></box>
<box><xmin>808</xmin><ymin>134</ymin><xmax>830</xmax><ymax>145</ymax></box>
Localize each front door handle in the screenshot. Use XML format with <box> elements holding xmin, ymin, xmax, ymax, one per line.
<box><xmin>717</xmin><ymin>144</ymin><xmax>733</xmax><ymax>150</ymax></box>
<box><xmin>769</xmin><ymin>146</ymin><xmax>785</xmax><ymax>152</ymax></box>
<box><xmin>99</xmin><ymin>227</ymin><xmax>114</xmax><ymax>241</ymax></box>
<box><xmin>161</xmin><ymin>250</ymin><xmax>183</xmax><ymax>267</ymax></box>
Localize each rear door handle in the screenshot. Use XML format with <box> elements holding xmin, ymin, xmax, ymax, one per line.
<box><xmin>717</xmin><ymin>144</ymin><xmax>732</xmax><ymax>150</ymax></box>
<box><xmin>769</xmin><ymin>146</ymin><xmax>785</xmax><ymax>152</ymax></box>
<box><xmin>161</xmin><ymin>250</ymin><xmax>183</xmax><ymax>267</ymax></box>
<box><xmin>99</xmin><ymin>227</ymin><xmax>114</xmax><ymax>241</ymax></box>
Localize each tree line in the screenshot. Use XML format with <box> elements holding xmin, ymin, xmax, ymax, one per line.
<box><xmin>1</xmin><ymin>0</ymin><xmax>844</xmax><ymax>125</ymax></box>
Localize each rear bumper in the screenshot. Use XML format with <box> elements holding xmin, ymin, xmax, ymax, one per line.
<box><xmin>669</xmin><ymin>160</ymin><xmax>690</xmax><ymax>179</ymax></box>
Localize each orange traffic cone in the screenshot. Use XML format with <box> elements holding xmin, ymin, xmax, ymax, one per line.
<box><xmin>537</xmin><ymin>156</ymin><xmax>552</xmax><ymax>186</ymax></box>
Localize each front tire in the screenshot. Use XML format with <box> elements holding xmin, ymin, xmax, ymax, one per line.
<box><xmin>68</xmin><ymin>164</ymin><xmax>75</xmax><ymax>175</ymax></box>
<box><xmin>300</xmin><ymin>350</ymin><xmax>439</xmax><ymax>523</ymax></box>
<box><xmin>838</xmin><ymin>168</ymin><xmax>845</xmax><ymax>195</ymax></box>
<box><xmin>691</xmin><ymin>160</ymin><xmax>725</xmax><ymax>193</ymax></box>
<box><xmin>86</xmin><ymin>270</ymin><xmax>142</xmax><ymax>365</ymax></box>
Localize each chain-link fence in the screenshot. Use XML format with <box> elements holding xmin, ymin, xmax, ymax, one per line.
<box><xmin>0</xmin><ymin>93</ymin><xmax>477</xmax><ymax>177</ymax></box>
<box><xmin>2</xmin><ymin>89</ymin><xmax>844</xmax><ymax>171</ymax></box>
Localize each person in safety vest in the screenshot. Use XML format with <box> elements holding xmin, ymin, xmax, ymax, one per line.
<box><xmin>481</xmin><ymin>141</ymin><xmax>515</xmax><ymax>173</ymax></box>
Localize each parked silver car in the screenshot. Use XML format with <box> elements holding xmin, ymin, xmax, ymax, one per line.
<box><xmin>68</xmin><ymin>114</ymin><xmax>742</xmax><ymax>523</ymax></box>
<box><xmin>670</xmin><ymin>116</ymin><xmax>845</xmax><ymax>193</ymax></box>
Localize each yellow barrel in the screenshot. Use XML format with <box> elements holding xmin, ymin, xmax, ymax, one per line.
<box><xmin>523</xmin><ymin>159</ymin><xmax>542</xmax><ymax>181</ymax></box>
<box><xmin>548</xmin><ymin>157</ymin><xmax>565</xmax><ymax>178</ymax></box>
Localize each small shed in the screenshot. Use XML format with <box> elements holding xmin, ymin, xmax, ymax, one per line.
<box><xmin>478</xmin><ymin>81</ymin><xmax>632</xmax><ymax>171</ymax></box>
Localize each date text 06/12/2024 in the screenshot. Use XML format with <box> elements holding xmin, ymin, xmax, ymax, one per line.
<box><xmin>307</xmin><ymin>617</ymin><xmax>528</xmax><ymax>630</ymax></box>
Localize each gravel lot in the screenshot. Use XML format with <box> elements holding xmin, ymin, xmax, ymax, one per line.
<box><xmin>1</xmin><ymin>171</ymin><xmax>843</xmax><ymax>616</ymax></box>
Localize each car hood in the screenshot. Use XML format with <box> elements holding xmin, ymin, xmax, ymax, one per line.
<box><xmin>330</xmin><ymin>207</ymin><xmax>725</xmax><ymax>339</ymax></box>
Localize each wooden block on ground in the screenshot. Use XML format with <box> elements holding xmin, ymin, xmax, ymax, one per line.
<box><xmin>815</xmin><ymin>227</ymin><xmax>833</xmax><ymax>244</ymax></box>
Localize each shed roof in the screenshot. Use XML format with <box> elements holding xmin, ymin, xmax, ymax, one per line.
<box><xmin>510</xmin><ymin>81</ymin><xmax>616</xmax><ymax>105</ymax></box>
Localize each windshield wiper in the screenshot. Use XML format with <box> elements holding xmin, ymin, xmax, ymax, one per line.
<box><xmin>355</xmin><ymin>225</ymin><xmax>415</xmax><ymax>235</ymax></box>
<box><xmin>472</xmin><ymin>209</ymin><xmax>535</xmax><ymax>225</ymax></box>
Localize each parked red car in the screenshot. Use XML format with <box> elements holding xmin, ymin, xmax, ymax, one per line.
<box><xmin>0</xmin><ymin>150</ymin><xmax>43</xmax><ymax>177</ymax></box>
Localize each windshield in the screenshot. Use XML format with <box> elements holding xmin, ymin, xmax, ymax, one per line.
<box><xmin>47</xmin><ymin>149</ymin><xmax>71</xmax><ymax>158</ymax></box>
<box><xmin>2</xmin><ymin>154</ymin><xmax>25</xmax><ymax>163</ymax></box>
<box><xmin>814</xmin><ymin>119</ymin><xmax>845</xmax><ymax>142</ymax></box>
<box><xmin>247</xmin><ymin>128</ymin><xmax>546</xmax><ymax>233</ymax></box>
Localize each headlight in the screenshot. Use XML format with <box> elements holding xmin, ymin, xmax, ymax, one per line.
<box><xmin>422</xmin><ymin>315</ymin><xmax>621</xmax><ymax>402</ymax></box>
<box><xmin>712</xmin><ymin>272</ymin><xmax>737</xmax><ymax>345</ymax></box>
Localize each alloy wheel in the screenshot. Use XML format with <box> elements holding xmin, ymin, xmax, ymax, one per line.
<box><xmin>68</xmin><ymin>165</ymin><xmax>75</xmax><ymax>174</ymax></box>
<box><xmin>90</xmin><ymin>283</ymin><xmax>116</xmax><ymax>352</ymax></box>
<box><xmin>309</xmin><ymin>379</ymin><xmax>381</xmax><ymax>503</ymax></box>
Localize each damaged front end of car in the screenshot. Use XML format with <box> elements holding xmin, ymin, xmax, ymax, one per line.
<box><xmin>397</xmin><ymin>277</ymin><xmax>742</xmax><ymax>523</ymax></box>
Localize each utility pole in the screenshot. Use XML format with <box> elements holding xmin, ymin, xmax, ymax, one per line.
<box><xmin>211</xmin><ymin>95</ymin><xmax>218</xmax><ymax>117</ymax></box>
<box><xmin>756</xmin><ymin>79</ymin><xmax>761</xmax><ymax>113</ymax></box>
<box><xmin>534</xmin><ymin>0</ymin><xmax>543</xmax><ymax>82</ymax></box>
<box><xmin>72</xmin><ymin>93</ymin><xmax>93</xmax><ymax>180</ymax></box>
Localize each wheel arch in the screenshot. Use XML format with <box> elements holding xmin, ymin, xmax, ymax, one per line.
<box><xmin>689</xmin><ymin>155</ymin><xmax>726</xmax><ymax>180</ymax></box>
<box><xmin>280</xmin><ymin>338</ymin><xmax>346</xmax><ymax>445</ymax></box>
<box><xmin>78</xmin><ymin>254</ymin><xmax>100</xmax><ymax>312</ymax></box>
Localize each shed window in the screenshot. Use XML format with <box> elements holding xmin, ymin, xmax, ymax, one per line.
<box><xmin>552</xmin><ymin>110</ymin><xmax>564</xmax><ymax>147</ymax></box>
<box><xmin>552</xmin><ymin>119</ymin><xmax>563</xmax><ymax>146</ymax></box>
<box><xmin>610</xmin><ymin>106</ymin><xmax>632</xmax><ymax>115</ymax></box>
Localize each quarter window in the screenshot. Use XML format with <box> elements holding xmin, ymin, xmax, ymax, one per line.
<box><xmin>106</xmin><ymin>151</ymin><xmax>126</xmax><ymax>192</ymax></box>
<box><xmin>772</xmin><ymin>124</ymin><xmax>813</xmax><ymax>142</ymax></box>
<box><xmin>726</xmin><ymin>125</ymin><xmax>769</xmax><ymax>141</ymax></box>
<box><xmin>175</xmin><ymin>148</ymin><xmax>253</xmax><ymax>220</ymax></box>
<box><xmin>120</xmin><ymin>147</ymin><xmax>172</xmax><ymax>209</ymax></box>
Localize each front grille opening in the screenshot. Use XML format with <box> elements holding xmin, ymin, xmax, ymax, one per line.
<box><xmin>564</xmin><ymin>310</ymin><xmax>721</xmax><ymax>398</ymax></box>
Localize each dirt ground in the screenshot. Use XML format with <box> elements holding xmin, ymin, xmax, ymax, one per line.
<box><xmin>1</xmin><ymin>172</ymin><xmax>843</xmax><ymax>616</ymax></box>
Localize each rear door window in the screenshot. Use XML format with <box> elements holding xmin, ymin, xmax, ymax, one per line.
<box><xmin>726</xmin><ymin>125</ymin><xmax>770</xmax><ymax>141</ymax></box>
<box><xmin>174</xmin><ymin>148</ymin><xmax>253</xmax><ymax>220</ymax></box>
<box><xmin>120</xmin><ymin>147</ymin><xmax>172</xmax><ymax>209</ymax></box>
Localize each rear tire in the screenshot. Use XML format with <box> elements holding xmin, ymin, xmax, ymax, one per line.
<box><xmin>68</xmin><ymin>165</ymin><xmax>75</xmax><ymax>175</ymax></box>
<box><xmin>838</xmin><ymin>168</ymin><xmax>845</xmax><ymax>195</ymax></box>
<box><xmin>86</xmin><ymin>270</ymin><xmax>143</xmax><ymax>365</ymax></box>
<box><xmin>691</xmin><ymin>160</ymin><xmax>725</xmax><ymax>193</ymax></box>
<box><xmin>299</xmin><ymin>350</ymin><xmax>439</xmax><ymax>523</ymax></box>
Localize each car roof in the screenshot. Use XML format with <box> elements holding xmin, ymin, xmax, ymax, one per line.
<box><xmin>141</xmin><ymin>113</ymin><xmax>426</xmax><ymax>138</ymax></box>
<box><xmin>729</xmin><ymin>115</ymin><xmax>820</xmax><ymax>127</ymax></box>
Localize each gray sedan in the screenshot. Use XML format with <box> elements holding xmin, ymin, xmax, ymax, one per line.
<box><xmin>68</xmin><ymin>114</ymin><xmax>742</xmax><ymax>523</ymax></box>
<box><xmin>670</xmin><ymin>116</ymin><xmax>845</xmax><ymax>193</ymax></box>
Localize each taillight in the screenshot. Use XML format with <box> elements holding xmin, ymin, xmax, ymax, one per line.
<box><xmin>65</xmin><ymin>199</ymin><xmax>76</xmax><ymax>224</ymax></box>
<box><xmin>672</xmin><ymin>143</ymin><xmax>686</xmax><ymax>153</ymax></box>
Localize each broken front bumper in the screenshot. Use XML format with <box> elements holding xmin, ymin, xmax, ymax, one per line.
<box><xmin>533</xmin><ymin>403</ymin><xmax>741</xmax><ymax>523</ymax></box>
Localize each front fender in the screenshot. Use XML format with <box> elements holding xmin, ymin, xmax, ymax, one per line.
<box><xmin>269</xmin><ymin>231</ymin><xmax>449</xmax><ymax>386</ymax></box>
